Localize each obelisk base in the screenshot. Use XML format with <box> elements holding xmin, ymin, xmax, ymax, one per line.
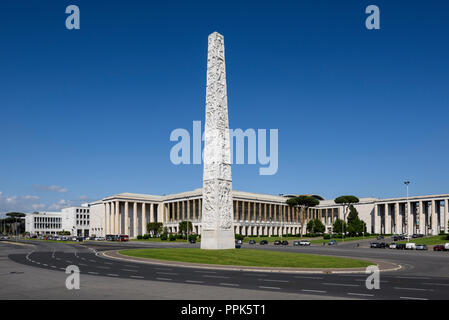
<box><xmin>200</xmin><ymin>229</ymin><xmax>235</xmax><ymax>250</ymax></box>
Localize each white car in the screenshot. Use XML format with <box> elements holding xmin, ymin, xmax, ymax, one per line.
<box><xmin>405</xmin><ymin>242</ymin><xmax>416</xmax><ymax>250</ymax></box>
<box><xmin>389</xmin><ymin>243</ymin><xmax>397</xmax><ymax>249</ymax></box>
<box><xmin>299</xmin><ymin>240</ymin><xmax>311</xmax><ymax>246</ymax></box>
<box><xmin>444</xmin><ymin>243</ymin><xmax>449</xmax><ymax>250</ymax></box>
<box><xmin>95</xmin><ymin>237</ymin><xmax>105</xmax><ymax>241</ymax></box>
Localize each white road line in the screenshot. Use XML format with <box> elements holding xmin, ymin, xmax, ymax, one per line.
<box><xmin>258</xmin><ymin>279</ymin><xmax>289</xmax><ymax>283</ymax></box>
<box><xmin>154</xmin><ymin>267</ymin><xmax>173</xmax><ymax>271</ymax></box>
<box><xmin>400</xmin><ymin>296</ymin><xmax>428</xmax><ymax>300</ymax></box>
<box><xmin>88</xmin><ymin>271</ymin><xmax>99</xmax><ymax>275</ymax></box>
<box><xmin>121</xmin><ymin>269</ymin><xmax>139</xmax><ymax>272</ymax></box>
<box><xmin>202</xmin><ymin>275</ymin><xmax>230</xmax><ymax>279</ymax></box>
<box><xmin>294</xmin><ymin>276</ymin><xmax>323</xmax><ymax>280</ymax></box>
<box><xmin>79</xmin><ymin>263</ymin><xmax>88</xmax><ymax>266</ymax></box>
<box><xmin>156</xmin><ymin>277</ymin><xmax>172</xmax><ymax>281</ymax></box>
<box><xmin>50</xmin><ymin>266</ymin><xmax>56</xmax><ymax>268</ymax></box>
<box><xmin>130</xmin><ymin>275</ymin><xmax>144</xmax><ymax>279</ymax></box>
<box><xmin>220</xmin><ymin>283</ymin><xmax>239</xmax><ymax>287</ymax></box>
<box><xmin>107</xmin><ymin>274</ymin><xmax>119</xmax><ymax>277</ymax></box>
<box><xmin>65</xmin><ymin>260</ymin><xmax>72</xmax><ymax>263</ymax></box>
<box><xmin>394</xmin><ymin>287</ymin><xmax>429</xmax><ymax>291</ymax></box>
<box><xmin>42</xmin><ymin>264</ymin><xmax>48</xmax><ymax>266</ymax></box>
<box><xmin>301</xmin><ymin>289</ymin><xmax>327</xmax><ymax>294</ymax></box>
<box><xmin>186</xmin><ymin>280</ymin><xmax>204</xmax><ymax>284</ymax></box>
<box><xmin>195</xmin><ymin>270</ymin><xmax>217</xmax><ymax>274</ymax></box>
<box><xmin>59</xmin><ymin>268</ymin><xmax>65</xmax><ymax>270</ymax></box>
<box><xmin>422</xmin><ymin>282</ymin><xmax>449</xmax><ymax>287</ymax></box>
<box><xmin>322</xmin><ymin>283</ymin><xmax>359</xmax><ymax>287</ymax></box>
<box><xmin>124</xmin><ymin>264</ymin><xmax>139</xmax><ymax>268</ymax></box>
<box><xmin>258</xmin><ymin>286</ymin><xmax>281</xmax><ymax>290</ymax></box>
<box><xmin>396</xmin><ymin>276</ymin><xmax>430</xmax><ymax>280</ymax></box>
<box><xmin>347</xmin><ymin>293</ymin><xmax>374</xmax><ymax>297</ymax></box>
<box><xmin>156</xmin><ymin>272</ymin><xmax>179</xmax><ymax>275</ymax></box>
<box><xmin>97</xmin><ymin>266</ymin><xmax>110</xmax><ymax>269</ymax></box>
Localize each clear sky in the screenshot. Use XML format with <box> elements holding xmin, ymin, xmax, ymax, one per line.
<box><xmin>1</xmin><ymin>0</ymin><xmax>448</xmax><ymax>214</ymax></box>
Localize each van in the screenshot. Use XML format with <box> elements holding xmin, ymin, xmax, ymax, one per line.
<box><xmin>405</xmin><ymin>242</ymin><xmax>416</xmax><ymax>250</ymax></box>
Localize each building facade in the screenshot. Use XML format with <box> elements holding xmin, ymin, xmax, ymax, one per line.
<box><xmin>89</xmin><ymin>189</ymin><xmax>449</xmax><ymax>238</ymax></box>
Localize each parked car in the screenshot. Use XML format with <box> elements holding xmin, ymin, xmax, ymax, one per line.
<box><xmin>249</xmin><ymin>239</ymin><xmax>256</xmax><ymax>245</ymax></box>
<box><xmin>260</xmin><ymin>240</ymin><xmax>268</xmax><ymax>245</ymax></box>
<box><xmin>396</xmin><ymin>243</ymin><xmax>406</xmax><ymax>250</ymax></box>
<box><xmin>106</xmin><ymin>235</ymin><xmax>116</xmax><ymax>241</ymax></box>
<box><xmin>389</xmin><ymin>243</ymin><xmax>397</xmax><ymax>249</ymax></box>
<box><xmin>370</xmin><ymin>242</ymin><xmax>380</xmax><ymax>248</ymax></box>
<box><xmin>281</xmin><ymin>240</ymin><xmax>289</xmax><ymax>246</ymax></box>
<box><xmin>189</xmin><ymin>238</ymin><xmax>196</xmax><ymax>244</ymax></box>
<box><xmin>415</xmin><ymin>244</ymin><xmax>428</xmax><ymax>250</ymax></box>
<box><xmin>118</xmin><ymin>235</ymin><xmax>129</xmax><ymax>242</ymax></box>
<box><xmin>235</xmin><ymin>244</ymin><xmax>241</xmax><ymax>249</ymax></box>
<box><xmin>445</xmin><ymin>243</ymin><xmax>449</xmax><ymax>251</ymax></box>
<box><xmin>236</xmin><ymin>239</ymin><xmax>243</xmax><ymax>245</ymax></box>
<box><xmin>274</xmin><ymin>240</ymin><xmax>281</xmax><ymax>245</ymax></box>
<box><xmin>377</xmin><ymin>235</ymin><xmax>384</xmax><ymax>240</ymax></box>
<box><xmin>293</xmin><ymin>240</ymin><xmax>300</xmax><ymax>246</ymax></box>
<box><xmin>328</xmin><ymin>240</ymin><xmax>337</xmax><ymax>246</ymax></box>
<box><xmin>95</xmin><ymin>237</ymin><xmax>105</xmax><ymax>241</ymax></box>
<box><xmin>405</xmin><ymin>242</ymin><xmax>416</xmax><ymax>250</ymax></box>
<box><xmin>433</xmin><ymin>245</ymin><xmax>445</xmax><ymax>251</ymax></box>
<box><xmin>299</xmin><ymin>240</ymin><xmax>311</xmax><ymax>246</ymax></box>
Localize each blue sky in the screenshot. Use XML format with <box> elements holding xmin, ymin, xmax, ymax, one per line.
<box><xmin>1</xmin><ymin>0</ymin><xmax>448</xmax><ymax>213</ymax></box>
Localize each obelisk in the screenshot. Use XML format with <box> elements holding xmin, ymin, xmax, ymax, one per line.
<box><xmin>201</xmin><ymin>32</ymin><xmax>235</xmax><ymax>250</ymax></box>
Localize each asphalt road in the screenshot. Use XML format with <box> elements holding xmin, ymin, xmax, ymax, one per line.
<box><xmin>2</xmin><ymin>239</ymin><xmax>449</xmax><ymax>300</ymax></box>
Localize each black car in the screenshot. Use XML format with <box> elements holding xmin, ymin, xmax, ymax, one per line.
<box><xmin>235</xmin><ymin>244</ymin><xmax>241</xmax><ymax>249</ymax></box>
<box><xmin>379</xmin><ymin>242</ymin><xmax>387</xmax><ymax>248</ymax></box>
<box><xmin>274</xmin><ymin>240</ymin><xmax>281</xmax><ymax>245</ymax></box>
<box><xmin>260</xmin><ymin>240</ymin><xmax>268</xmax><ymax>245</ymax></box>
<box><xmin>370</xmin><ymin>242</ymin><xmax>380</xmax><ymax>248</ymax></box>
<box><xmin>396</xmin><ymin>243</ymin><xmax>406</xmax><ymax>250</ymax></box>
<box><xmin>189</xmin><ymin>239</ymin><xmax>196</xmax><ymax>244</ymax></box>
<box><xmin>281</xmin><ymin>240</ymin><xmax>289</xmax><ymax>245</ymax></box>
<box><xmin>249</xmin><ymin>240</ymin><xmax>256</xmax><ymax>245</ymax></box>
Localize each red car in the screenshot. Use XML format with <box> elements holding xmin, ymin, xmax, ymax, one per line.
<box><xmin>433</xmin><ymin>245</ymin><xmax>445</xmax><ymax>251</ymax></box>
<box><xmin>118</xmin><ymin>235</ymin><xmax>129</xmax><ymax>242</ymax></box>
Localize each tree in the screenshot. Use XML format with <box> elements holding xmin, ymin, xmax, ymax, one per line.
<box><xmin>346</xmin><ymin>206</ymin><xmax>366</xmax><ymax>236</ymax></box>
<box><xmin>146</xmin><ymin>222</ymin><xmax>163</xmax><ymax>237</ymax></box>
<box><xmin>178</xmin><ymin>221</ymin><xmax>193</xmax><ymax>239</ymax></box>
<box><xmin>306</xmin><ymin>220</ymin><xmax>314</xmax><ymax>233</ymax></box>
<box><xmin>6</xmin><ymin>212</ymin><xmax>25</xmax><ymax>236</ymax></box>
<box><xmin>286</xmin><ymin>196</ymin><xmax>320</xmax><ymax>236</ymax></box>
<box><xmin>334</xmin><ymin>196</ymin><xmax>359</xmax><ymax>239</ymax></box>
<box><xmin>333</xmin><ymin>219</ymin><xmax>346</xmax><ymax>234</ymax></box>
<box><xmin>312</xmin><ymin>219</ymin><xmax>325</xmax><ymax>234</ymax></box>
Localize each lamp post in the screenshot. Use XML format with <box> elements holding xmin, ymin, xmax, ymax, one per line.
<box><xmin>404</xmin><ymin>181</ymin><xmax>410</xmax><ymax>242</ymax></box>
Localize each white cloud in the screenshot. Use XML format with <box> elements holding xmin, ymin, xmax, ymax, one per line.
<box><xmin>48</xmin><ymin>199</ymin><xmax>72</xmax><ymax>210</ymax></box>
<box><xmin>0</xmin><ymin>192</ymin><xmax>44</xmax><ymax>213</ymax></box>
<box><xmin>34</xmin><ymin>185</ymin><xmax>68</xmax><ymax>193</ymax></box>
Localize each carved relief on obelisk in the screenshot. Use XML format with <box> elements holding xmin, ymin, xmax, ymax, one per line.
<box><xmin>201</xmin><ymin>32</ymin><xmax>235</xmax><ymax>249</ymax></box>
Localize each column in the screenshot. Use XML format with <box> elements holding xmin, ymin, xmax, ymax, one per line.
<box><xmin>385</xmin><ymin>204</ymin><xmax>390</xmax><ymax>234</ymax></box>
<box><xmin>199</xmin><ymin>199</ymin><xmax>202</xmax><ymax>221</ymax></box>
<box><xmin>193</xmin><ymin>199</ymin><xmax>197</xmax><ymax>221</ymax></box>
<box><xmin>150</xmin><ymin>203</ymin><xmax>154</xmax><ymax>223</ymax></box>
<box><xmin>394</xmin><ymin>203</ymin><xmax>400</xmax><ymax>234</ymax></box>
<box><xmin>187</xmin><ymin>199</ymin><xmax>191</xmax><ymax>220</ymax></box>
<box><xmin>419</xmin><ymin>201</ymin><xmax>425</xmax><ymax>235</ymax></box>
<box><xmin>115</xmin><ymin>200</ymin><xmax>119</xmax><ymax>234</ymax></box>
<box><xmin>124</xmin><ymin>201</ymin><xmax>129</xmax><ymax>236</ymax></box>
<box><xmin>407</xmin><ymin>201</ymin><xmax>413</xmax><ymax>235</ymax></box>
<box><xmin>443</xmin><ymin>199</ymin><xmax>449</xmax><ymax>233</ymax></box>
<box><xmin>142</xmin><ymin>202</ymin><xmax>146</xmax><ymax>236</ymax></box>
<box><xmin>374</xmin><ymin>204</ymin><xmax>380</xmax><ymax>234</ymax></box>
<box><xmin>133</xmin><ymin>202</ymin><xmax>138</xmax><ymax>237</ymax></box>
<box><xmin>104</xmin><ymin>202</ymin><xmax>109</xmax><ymax>235</ymax></box>
<box><xmin>432</xmin><ymin>200</ymin><xmax>438</xmax><ymax>235</ymax></box>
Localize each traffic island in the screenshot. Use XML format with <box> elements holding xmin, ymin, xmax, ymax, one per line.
<box><xmin>101</xmin><ymin>248</ymin><xmax>401</xmax><ymax>274</ymax></box>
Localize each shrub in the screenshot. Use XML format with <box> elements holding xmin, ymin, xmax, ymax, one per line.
<box><xmin>235</xmin><ymin>234</ymin><xmax>244</xmax><ymax>241</ymax></box>
<box><xmin>169</xmin><ymin>234</ymin><xmax>176</xmax><ymax>241</ymax></box>
<box><xmin>323</xmin><ymin>234</ymin><xmax>331</xmax><ymax>240</ymax></box>
<box><xmin>143</xmin><ymin>234</ymin><xmax>150</xmax><ymax>240</ymax></box>
<box><xmin>188</xmin><ymin>234</ymin><xmax>197</xmax><ymax>242</ymax></box>
<box><xmin>160</xmin><ymin>234</ymin><xmax>168</xmax><ymax>241</ymax></box>
<box><xmin>136</xmin><ymin>235</ymin><xmax>143</xmax><ymax>240</ymax></box>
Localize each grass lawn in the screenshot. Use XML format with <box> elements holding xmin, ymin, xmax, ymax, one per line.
<box><xmin>398</xmin><ymin>235</ymin><xmax>449</xmax><ymax>246</ymax></box>
<box><xmin>119</xmin><ymin>248</ymin><xmax>375</xmax><ymax>269</ymax></box>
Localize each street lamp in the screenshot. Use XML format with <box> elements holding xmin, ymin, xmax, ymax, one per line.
<box><xmin>404</xmin><ymin>181</ymin><xmax>410</xmax><ymax>242</ymax></box>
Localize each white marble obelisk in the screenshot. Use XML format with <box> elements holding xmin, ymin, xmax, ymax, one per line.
<box><xmin>201</xmin><ymin>32</ymin><xmax>235</xmax><ymax>250</ymax></box>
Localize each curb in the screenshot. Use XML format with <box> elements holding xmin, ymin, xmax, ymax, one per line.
<box><xmin>100</xmin><ymin>250</ymin><xmax>402</xmax><ymax>274</ymax></box>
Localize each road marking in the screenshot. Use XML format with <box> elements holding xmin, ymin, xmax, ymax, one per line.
<box><xmin>244</xmin><ymin>273</ymin><xmax>267</xmax><ymax>277</ymax></box>
<box><xmin>42</xmin><ymin>264</ymin><xmax>48</xmax><ymax>266</ymax></box>
<box><xmin>124</xmin><ymin>264</ymin><xmax>139</xmax><ymax>268</ymax></box>
<box><xmin>394</xmin><ymin>287</ymin><xmax>429</xmax><ymax>291</ymax></box>
<box><xmin>202</xmin><ymin>275</ymin><xmax>230</xmax><ymax>279</ymax></box>
<box><xmin>422</xmin><ymin>282</ymin><xmax>449</xmax><ymax>287</ymax></box>
<box><xmin>347</xmin><ymin>292</ymin><xmax>374</xmax><ymax>297</ymax></box>
<box><xmin>59</xmin><ymin>268</ymin><xmax>65</xmax><ymax>270</ymax></box>
<box><xmin>104</xmin><ymin>262</ymin><xmax>113</xmax><ymax>265</ymax></box>
<box><xmin>294</xmin><ymin>276</ymin><xmax>323</xmax><ymax>280</ymax></box>
<box><xmin>396</xmin><ymin>276</ymin><xmax>430</xmax><ymax>280</ymax></box>
<box><xmin>79</xmin><ymin>263</ymin><xmax>88</xmax><ymax>266</ymax></box>
<box><xmin>156</xmin><ymin>277</ymin><xmax>172</xmax><ymax>281</ymax></box>
<box><xmin>400</xmin><ymin>296</ymin><xmax>428</xmax><ymax>300</ymax></box>
<box><xmin>301</xmin><ymin>289</ymin><xmax>327</xmax><ymax>293</ymax></box>
<box><xmin>121</xmin><ymin>269</ymin><xmax>139</xmax><ymax>272</ymax></box>
<box><xmin>154</xmin><ymin>267</ymin><xmax>173</xmax><ymax>271</ymax></box>
<box><xmin>156</xmin><ymin>272</ymin><xmax>179</xmax><ymax>275</ymax></box>
<box><xmin>130</xmin><ymin>275</ymin><xmax>144</xmax><ymax>279</ymax></box>
<box><xmin>195</xmin><ymin>270</ymin><xmax>216</xmax><ymax>274</ymax></box>
<box><xmin>107</xmin><ymin>273</ymin><xmax>119</xmax><ymax>277</ymax></box>
<box><xmin>258</xmin><ymin>286</ymin><xmax>281</xmax><ymax>290</ymax></box>
<box><xmin>97</xmin><ymin>266</ymin><xmax>110</xmax><ymax>269</ymax></box>
<box><xmin>322</xmin><ymin>283</ymin><xmax>359</xmax><ymax>287</ymax></box>
<box><xmin>88</xmin><ymin>272</ymin><xmax>99</xmax><ymax>275</ymax></box>
<box><xmin>50</xmin><ymin>266</ymin><xmax>56</xmax><ymax>268</ymax></box>
<box><xmin>258</xmin><ymin>279</ymin><xmax>289</xmax><ymax>283</ymax></box>
<box><xmin>65</xmin><ymin>260</ymin><xmax>72</xmax><ymax>263</ymax></box>
<box><xmin>220</xmin><ymin>283</ymin><xmax>239</xmax><ymax>287</ymax></box>
<box><xmin>186</xmin><ymin>280</ymin><xmax>204</xmax><ymax>284</ymax></box>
